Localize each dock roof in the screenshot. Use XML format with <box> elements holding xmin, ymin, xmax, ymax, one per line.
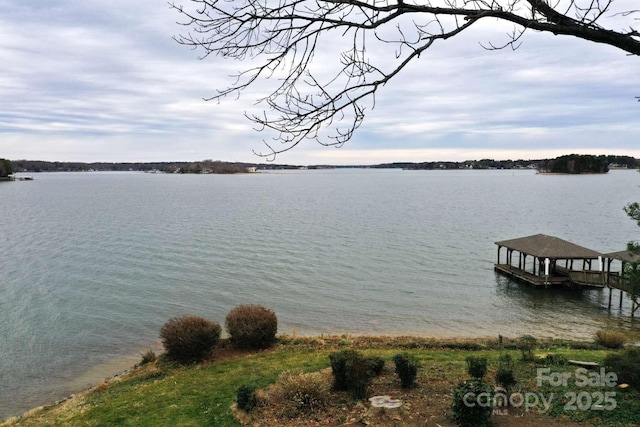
<box><xmin>603</xmin><ymin>249</ymin><xmax>640</xmax><ymax>264</ymax></box>
<box><xmin>495</xmin><ymin>234</ymin><xmax>602</xmax><ymax>259</ymax></box>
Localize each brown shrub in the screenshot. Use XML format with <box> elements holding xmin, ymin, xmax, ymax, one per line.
<box><xmin>160</xmin><ymin>315</ymin><xmax>221</xmax><ymax>363</ymax></box>
<box><xmin>266</xmin><ymin>370</ymin><xmax>331</xmax><ymax>417</ymax></box>
<box><xmin>225</xmin><ymin>305</ymin><xmax>278</xmax><ymax>349</ymax></box>
<box><xmin>595</xmin><ymin>330</ymin><xmax>627</xmax><ymax>349</ymax></box>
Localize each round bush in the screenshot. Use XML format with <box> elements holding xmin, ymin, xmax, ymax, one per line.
<box><xmin>225</xmin><ymin>304</ymin><xmax>278</xmax><ymax>349</ymax></box>
<box><xmin>451</xmin><ymin>379</ymin><xmax>493</xmax><ymax>427</ymax></box>
<box><xmin>160</xmin><ymin>315</ymin><xmax>221</xmax><ymax>363</ymax></box>
<box><xmin>236</xmin><ymin>385</ymin><xmax>258</xmax><ymax>412</ymax></box>
<box><xmin>393</xmin><ymin>352</ymin><xmax>421</xmax><ymax>388</ymax></box>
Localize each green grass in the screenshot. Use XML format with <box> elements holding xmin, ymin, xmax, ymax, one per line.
<box><xmin>2</xmin><ymin>337</ymin><xmax>637</xmax><ymax>427</ymax></box>
<box><xmin>4</xmin><ymin>348</ymin><xmax>331</xmax><ymax>427</ymax></box>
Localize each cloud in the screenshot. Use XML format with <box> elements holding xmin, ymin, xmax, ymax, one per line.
<box><xmin>1</xmin><ymin>0</ymin><xmax>638</xmax><ymax>164</ymax></box>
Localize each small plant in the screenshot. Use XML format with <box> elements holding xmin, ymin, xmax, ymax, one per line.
<box><xmin>495</xmin><ymin>354</ymin><xmax>516</xmax><ymax>392</ymax></box>
<box><xmin>225</xmin><ymin>304</ymin><xmax>278</xmax><ymax>349</ymax></box>
<box><xmin>466</xmin><ymin>356</ymin><xmax>488</xmax><ymax>379</ymax></box>
<box><xmin>393</xmin><ymin>352</ymin><xmax>421</xmax><ymax>388</ymax></box>
<box><xmin>451</xmin><ymin>379</ymin><xmax>493</xmax><ymax>427</ymax></box>
<box><xmin>604</xmin><ymin>348</ymin><xmax>640</xmax><ymax>390</ymax></box>
<box><xmin>329</xmin><ymin>350</ymin><xmax>381</xmax><ymax>399</ymax></box>
<box><xmin>518</xmin><ymin>335</ymin><xmax>537</xmax><ymax>361</ymax></box>
<box><xmin>137</xmin><ymin>365</ymin><xmax>165</xmax><ymax>381</ymax></box>
<box><xmin>139</xmin><ymin>349</ymin><xmax>157</xmax><ymax>365</ymax></box>
<box><xmin>266</xmin><ymin>370</ymin><xmax>330</xmax><ymax>416</ymax></box>
<box><xmin>595</xmin><ymin>330</ymin><xmax>627</xmax><ymax>349</ymax></box>
<box><xmin>159</xmin><ymin>315</ymin><xmax>221</xmax><ymax>364</ymax></box>
<box><xmin>236</xmin><ymin>385</ymin><xmax>258</xmax><ymax>412</ymax></box>
<box><xmin>537</xmin><ymin>353</ymin><xmax>568</xmax><ymax>366</ymax></box>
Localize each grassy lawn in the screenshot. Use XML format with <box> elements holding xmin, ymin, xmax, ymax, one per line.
<box><xmin>2</xmin><ymin>336</ymin><xmax>638</xmax><ymax>427</ymax></box>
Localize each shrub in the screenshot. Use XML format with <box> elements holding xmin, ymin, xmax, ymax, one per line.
<box><xmin>466</xmin><ymin>356</ymin><xmax>488</xmax><ymax>379</ymax></box>
<box><xmin>225</xmin><ymin>304</ymin><xmax>278</xmax><ymax>349</ymax></box>
<box><xmin>518</xmin><ymin>335</ymin><xmax>537</xmax><ymax>361</ymax></box>
<box><xmin>595</xmin><ymin>330</ymin><xmax>627</xmax><ymax>349</ymax></box>
<box><xmin>329</xmin><ymin>349</ymin><xmax>359</xmax><ymax>391</ymax></box>
<box><xmin>495</xmin><ymin>354</ymin><xmax>516</xmax><ymax>392</ymax></box>
<box><xmin>604</xmin><ymin>348</ymin><xmax>640</xmax><ymax>390</ymax></box>
<box><xmin>346</xmin><ymin>354</ymin><xmax>376</xmax><ymax>399</ymax></box>
<box><xmin>267</xmin><ymin>370</ymin><xmax>330</xmax><ymax>416</ymax></box>
<box><xmin>329</xmin><ymin>350</ymin><xmax>381</xmax><ymax>399</ymax></box>
<box><xmin>236</xmin><ymin>385</ymin><xmax>258</xmax><ymax>412</ymax></box>
<box><xmin>139</xmin><ymin>349</ymin><xmax>157</xmax><ymax>365</ymax></box>
<box><xmin>159</xmin><ymin>315</ymin><xmax>221</xmax><ymax>363</ymax></box>
<box><xmin>393</xmin><ymin>352</ymin><xmax>421</xmax><ymax>388</ymax></box>
<box><xmin>451</xmin><ymin>379</ymin><xmax>493</xmax><ymax>427</ymax></box>
<box><xmin>368</xmin><ymin>356</ymin><xmax>386</xmax><ymax>376</ymax></box>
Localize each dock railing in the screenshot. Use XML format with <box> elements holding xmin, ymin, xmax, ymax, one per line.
<box><xmin>567</xmin><ymin>270</ymin><xmax>607</xmax><ymax>287</ymax></box>
<box><xmin>606</xmin><ymin>273</ymin><xmax>634</xmax><ymax>293</ymax></box>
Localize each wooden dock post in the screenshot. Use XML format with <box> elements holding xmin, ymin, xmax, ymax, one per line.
<box><xmin>619</xmin><ymin>290</ymin><xmax>624</xmax><ymax>309</ymax></box>
<box><xmin>608</xmin><ymin>286</ymin><xmax>612</xmax><ymax>309</ymax></box>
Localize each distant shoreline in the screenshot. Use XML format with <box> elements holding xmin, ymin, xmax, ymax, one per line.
<box><xmin>536</xmin><ymin>172</ymin><xmax>610</xmax><ymax>175</ymax></box>
<box><xmin>9</xmin><ymin>155</ymin><xmax>638</xmax><ymax>174</ymax></box>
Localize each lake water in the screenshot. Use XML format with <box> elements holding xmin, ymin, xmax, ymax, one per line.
<box><xmin>1</xmin><ymin>169</ymin><xmax>639</xmax><ymax>419</ymax></box>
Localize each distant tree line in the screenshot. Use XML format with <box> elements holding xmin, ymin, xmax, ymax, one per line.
<box><xmin>10</xmin><ymin>160</ymin><xmax>256</xmax><ymax>174</ymax></box>
<box><xmin>380</xmin><ymin>159</ymin><xmax>541</xmax><ymax>170</ymax></box>
<box><xmin>603</xmin><ymin>155</ymin><xmax>640</xmax><ymax>168</ymax></box>
<box><xmin>0</xmin><ymin>158</ymin><xmax>13</xmax><ymax>178</ymax></box>
<box><xmin>10</xmin><ymin>160</ymin><xmax>181</xmax><ymax>173</ymax></box>
<box><xmin>394</xmin><ymin>155</ymin><xmax>638</xmax><ymax>172</ymax></box>
<box><xmin>165</xmin><ymin>160</ymin><xmax>254</xmax><ymax>174</ymax></box>
<box><xmin>7</xmin><ymin>155</ymin><xmax>639</xmax><ymax>174</ymax></box>
<box><xmin>537</xmin><ymin>154</ymin><xmax>625</xmax><ymax>174</ymax></box>
<box><xmin>395</xmin><ymin>159</ymin><xmax>538</xmax><ymax>170</ymax></box>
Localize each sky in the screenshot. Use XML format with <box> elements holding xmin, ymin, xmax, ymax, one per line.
<box><xmin>1</xmin><ymin>0</ymin><xmax>639</xmax><ymax>165</ymax></box>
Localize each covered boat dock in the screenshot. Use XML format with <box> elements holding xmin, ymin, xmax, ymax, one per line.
<box><xmin>495</xmin><ymin>234</ymin><xmax>605</xmax><ymax>288</ymax></box>
<box><xmin>495</xmin><ymin>234</ymin><xmax>640</xmax><ymax>316</ymax></box>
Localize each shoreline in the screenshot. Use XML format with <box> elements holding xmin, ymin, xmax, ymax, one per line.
<box><xmin>3</xmin><ymin>324</ymin><xmax>640</xmax><ymax>422</ymax></box>
<box><xmin>0</xmin><ymin>333</ymin><xmax>612</xmax><ymax>424</ymax></box>
<box><xmin>1</xmin><ymin>358</ymin><xmax>139</xmax><ymax>424</ymax></box>
<box><xmin>0</xmin><ymin>340</ymin><xmax>163</xmax><ymax>423</ymax></box>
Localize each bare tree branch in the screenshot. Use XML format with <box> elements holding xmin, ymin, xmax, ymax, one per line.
<box><xmin>170</xmin><ymin>0</ymin><xmax>640</xmax><ymax>158</ymax></box>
